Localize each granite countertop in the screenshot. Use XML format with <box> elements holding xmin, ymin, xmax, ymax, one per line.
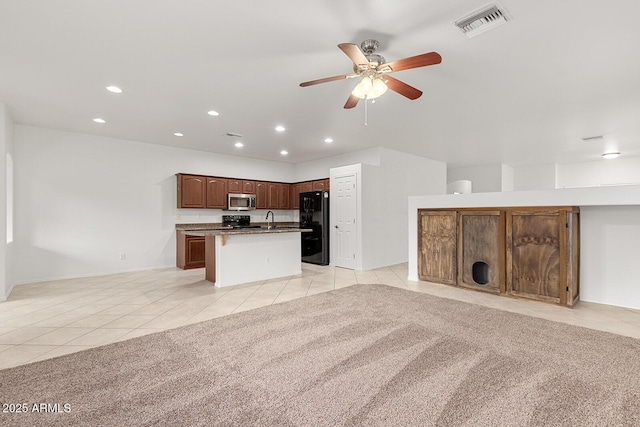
<box><xmin>176</xmin><ymin>222</ymin><xmax>299</xmax><ymax>231</ymax></box>
<box><xmin>181</xmin><ymin>227</ymin><xmax>311</xmax><ymax>236</ymax></box>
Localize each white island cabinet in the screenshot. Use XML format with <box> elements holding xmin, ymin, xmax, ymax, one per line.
<box><xmin>181</xmin><ymin>228</ymin><xmax>310</xmax><ymax>287</ymax></box>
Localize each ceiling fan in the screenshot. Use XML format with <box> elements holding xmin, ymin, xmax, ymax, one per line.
<box><xmin>300</xmin><ymin>39</ymin><xmax>442</xmax><ymax>109</ymax></box>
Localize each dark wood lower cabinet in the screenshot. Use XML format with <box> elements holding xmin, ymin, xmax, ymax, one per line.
<box><xmin>176</xmin><ymin>233</ymin><xmax>205</xmax><ymax>269</ymax></box>
<box><xmin>418</xmin><ymin>207</ymin><xmax>579</xmax><ymax>307</ymax></box>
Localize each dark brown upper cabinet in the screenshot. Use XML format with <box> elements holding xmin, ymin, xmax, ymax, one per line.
<box><xmin>301</xmin><ymin>181</ymin><xmax>313</xmax><ymax>192</ymax></box>
<box><xmin>290</xmin><ymin>183</ymin><xmax>302</xmax><ymax>209</ymax></box>
<box><xmin>205</xmin><ymin>177</ymin><xmax>227</xmax><ymax>209</ymax></box>
<box><xmin>255</xmin><ymin>181</ymin><xmax>267</xmax><ymax>209</ymax></box>
<box><xmin>177</xmin><ymin>173</ymin><xmax>328</xmax><ymax>210</ymax></box>
<box><xmin>177</xmin><ymin>174</ymin><xmax>206</xmax><ymax>208</ymax></box>
<box><xmin>312</xmin><ymin>180</ymin><xmax>326</xmax><ymax>191</ymax></box>
<box><xmin>227</xmin><ymin>179</ymin><xmax>241</xmax><ymax>193</ymax></box>
<box><xmin>242</xmin><ymin>180</ymin><xmax>256</xmax><ymax>194</ymax></box>
<box><xmin>267</xmin><ymin>182</ymin><xmax>279</xmax><ymax>209</ymax></box>
<box><xmin>278</xmin><ymin>183</ymin><xmax>290</xmax><ymax>209</ymax></box>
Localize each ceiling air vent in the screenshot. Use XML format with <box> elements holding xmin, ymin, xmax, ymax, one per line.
<box><xmin>581</xmin><ymin>135</ymin><xmax>604</xmax><ymax>142</ymax></box>
<box><xmin>455</xmin><ymin>4</ymin><xmax>509</xmax><ymax>38</ymax></box>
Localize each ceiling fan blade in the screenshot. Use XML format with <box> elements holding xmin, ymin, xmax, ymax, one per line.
<box><xmin>384</xmin><ymin>76</ymin><xmax>423</xmax><ymax>100</ymax></box>
<box><xmin>338</xmin><ymin>43</ymin><xmax>369</xmax><ymax>66</ymax></box>
<box><xmin>378</xmin><ymin>52</ymin><xmax>442</xmax><ymax>73</ymax></box>
<box><xmin>344</xmin><ymin>94</ymin><xmax>360</xmax><ymax>109</ymax></box>
<box><xmin>300</xmin><ymin>73</ymin><xmax>358</xmax><ymax>87</ymax></box>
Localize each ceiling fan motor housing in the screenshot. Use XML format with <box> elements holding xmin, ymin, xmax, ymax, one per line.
<box><xmin>352</xmin><ymin>39</ymin><xmax>386</xmax><ymax>72</ymax></box>
<box><xmin>360</xmin><ymin>39</ymin><xmax>379</xmax><ymax>54</ymax></box>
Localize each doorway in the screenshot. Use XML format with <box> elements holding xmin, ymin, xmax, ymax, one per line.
<box><xmin>332</xmin><ymin>173</ymin><xmax>357</xmax><ymax>269</ymax></box>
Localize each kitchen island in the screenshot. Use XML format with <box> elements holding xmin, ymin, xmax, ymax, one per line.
<box><xmin>180</xmin><ymin>227</ymin><xmax>311</xmax><ymax>287</ymax></box>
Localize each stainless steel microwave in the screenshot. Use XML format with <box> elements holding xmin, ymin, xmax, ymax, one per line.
<box><xmin>227</xmin><ymin>193</ymin><xmax>256</xmax><ymax>211</ymax></box>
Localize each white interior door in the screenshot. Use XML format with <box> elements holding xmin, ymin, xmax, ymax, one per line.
<box><xmin>333</xmin><ymin>174</ymin><xmax>357</xmax><ymax>269</ymax></box>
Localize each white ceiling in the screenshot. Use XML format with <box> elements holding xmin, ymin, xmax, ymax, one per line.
<box><xmin>2</xmin><ymin>0</ymin><xmax>640</xmax><ymax>167</ymax></box>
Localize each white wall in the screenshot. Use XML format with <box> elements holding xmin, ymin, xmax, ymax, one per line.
<box><xmin>13</xmin><ymin>125</ymin><xmax>297</xmax><ymax>284</ymax></box>
<box><xmin>447</xmin><ymin>164</ymin><xmax>505</xmax><ymax>193</ymax></box>
<box><xmin>294</xmin><ymin>147</ymin><xmax>382</xmax><ymax>182</ymax></box>
<box><xmin>579</xmin><ymin>206</ymin><xmax>640</xmax><ymax>308</ymax></box>
<box><xmin>1</xmin><ymin>105</ymin><xmax>14</xmax><ymax>300</ymax></box>
<box><xmin>501</xmin><ymin>164</ymin><xmax>514</xmax><ymax>192</ymax></box>
<box><xmin>557</xmin><ymin>156</ymin><xmax>640</xmax><ymax>188</ymax></box>
<box><xmin>360</xmin><ymin>148</ymin><xmax>446</xmax><ymax>270</ymax></box>
<box><xmin>513</xmin><ymin>163</ymin><xmax>557</xmax><ymax>190</ymax></box>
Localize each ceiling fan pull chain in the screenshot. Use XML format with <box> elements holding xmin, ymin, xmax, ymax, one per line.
<box><xmin>364</xmin><ymin>95</ymin><xmax>368</xmax><ymax>126</ymax></box>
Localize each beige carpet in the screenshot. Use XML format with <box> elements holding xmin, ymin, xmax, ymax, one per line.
<box><xmin>1</xmin><ymin>284</ymin><xmax>639</xmax><ymax>426</ymax></box>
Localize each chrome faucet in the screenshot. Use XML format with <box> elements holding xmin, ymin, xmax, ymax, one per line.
<box><xmin>266</xmin><ymin>210</ymin><xmax>275</xmax><ymax>229</ymax></box>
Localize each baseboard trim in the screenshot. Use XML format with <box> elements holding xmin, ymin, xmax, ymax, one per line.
<box><xmin>12</xmin><ymin>264</ymin><xmax>176</xmax><ymax>287</ymax></box>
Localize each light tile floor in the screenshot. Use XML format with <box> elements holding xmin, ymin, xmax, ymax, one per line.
<box><xmin>1</xmin><ymin>263</ymin><xmax>639</xmax><ymax>370</ymax></box>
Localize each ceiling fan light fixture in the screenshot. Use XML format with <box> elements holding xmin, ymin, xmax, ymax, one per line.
<box><xmin>351</xmin><ymin>75</ymin><xmax>388</xmax><ymax>100</ymax></box>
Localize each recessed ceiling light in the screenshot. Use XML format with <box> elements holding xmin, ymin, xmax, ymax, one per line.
<box><xmin>93</xmin><ymin>118</ymin><xmax>106</xmax><ymax>124</ymax></box>
<box><xmin>324</xmin><ymin>138</ymin><xmax>334</xmax><ymax>143</ymax></box>
<box><xmin>602</xmin><ymin>152</ymin><xmax>620</xmax><ymax>159</ymax></box>
<box><xmin>207</xmin><ymin>110</ymin><xmax>220</xmax><ymax>116</ymax></box>
<box><xmin>275</xmin><ymin>125</ymin><xmax>285</xmax><ymax>132</ymax></box>
<box><xmin>174</xmin><ymin>132</ymin><xmax>184</xmax><ymax>137</ymax></box>
<box><xmin>234</xmin><ymin>142</ymin><xmax>244</xmax><ymax>148</ymax></box>
<box><xmin>106</xmin><ymin>86</ymin><xmax>122</xmax><ymax>94</ymax></box>
<box><xmin>280</xmin><ymin>150</ymin><xmax>288</xmax><ymax>155</ymax></box>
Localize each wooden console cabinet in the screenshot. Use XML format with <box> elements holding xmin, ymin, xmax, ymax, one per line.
<box><xmin>418</xmin><ymin>207</ymin><xmax>579</xmax><ymax>307</ymax></box>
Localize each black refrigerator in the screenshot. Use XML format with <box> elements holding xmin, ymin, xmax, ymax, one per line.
<box><xmin>300</xmin><ymin>191</ymin><xmax>329</xmax><ymax>265</ymax></box>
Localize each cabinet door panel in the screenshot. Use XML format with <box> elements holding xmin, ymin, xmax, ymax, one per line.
<box><xmin>459</xmin><ymin>211</ymin><xmax>503</xmax><ymax>293</ymax></box>
<box><xmin>278</xmin><ymin>183</ymin><xmax>290</xmax><ymax>209</ymax></box>
<box><xmin>508</xmin><ymin>211</ymin><xmax>562</xmax><ymax>303</ymax></box>
<box><xmin>267</xmin><ymin>183</ymin><xmax>279</xmax><ymax>209</ymax></box>
<box><xmin>206</xmin><ymin>177</ymin><xmax>227</xmax><ymax>209</ymax></box>
<box><xmin>312</xmin><ymin>180</ymin><xmax>326</xmax><ymax>191</ymax></box>
<box><xmin>185</xmin><ymin>237</ymin><xmax>206</xmax><ymax>268</ymax></box>
<box><xmin>418</xmin><ymin>210</ymin><xmax>457</xmax><ymax>285</ymax></box>
<box><xmin>178</xmin><ymin>174</ymin><xmax>206</xmax><ymax>208</ymax></box>
<box><xmin>290</xmin><ymin>184</ymin><xmax>302</xmax><ymax>209</ymax></box>
<box><xmin>301</xmin><ymin>181</ymin><xmax>313</xmax><ymax>192</ymax></box>
<box><xmin>242</xmin><ymin>180</ymin><xmax>256</xmax><ymax>194</ymax></box>
<box><xmin>227</xmin><ymin>179</ymin><xmax>241</xmax><ymax>193</ymax></box>
<box><xmin>255</xmin><ymin>182</ymin><xmax>267</xmax><ymax>209</ymax></box>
